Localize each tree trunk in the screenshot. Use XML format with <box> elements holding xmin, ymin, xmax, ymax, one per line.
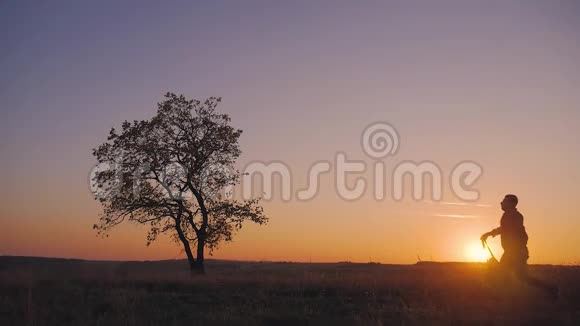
<box><xmin>189</xmin><ymin>186</ymin><xmax>208</xmax><ymax>275</ymax></box>
<box><xmin>182</xmin><ymin>238</ymin><xmax>204</xmax><ymax>275</ymax></box>
<box><xmin>174</xmin><ymin>220</ymin><xmax>199</xmax><ymax>275</ymax></box>
<box><xmin>179</xmin><ymin>237</ymin><xmax>197</xmax><ymax>274</ymax></box>
<box><xmin>193</xmin><ymin>234</ymin><xmax>205</xmax><ymax>274</ymax></box>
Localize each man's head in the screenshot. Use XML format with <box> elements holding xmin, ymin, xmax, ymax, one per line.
<box><xmin>501</xmin><ymin>194</ymin><xmax>518</xmax><ymax>211</ymax></box>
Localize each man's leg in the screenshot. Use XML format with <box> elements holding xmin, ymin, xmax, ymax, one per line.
<box><xmin>497</xmin><ymin>252</ymin><xmax>516</xmax><ymax>285</ymax></box>
<box><xmin>514</xmin><ymin>259</ymin><xmax>558</xmax><ymax>298</ymax></box>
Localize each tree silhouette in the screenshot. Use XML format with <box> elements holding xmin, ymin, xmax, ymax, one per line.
<box><xmin>91</xmin><ymin>93</ymin><xmax>267</xmax><ymax>274</ymax></box>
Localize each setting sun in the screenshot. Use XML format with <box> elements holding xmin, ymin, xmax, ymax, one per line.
<box><xmin>464</xmin><ymin>242</ymin><xmax>491</xmax><ymax>262</ymax></box>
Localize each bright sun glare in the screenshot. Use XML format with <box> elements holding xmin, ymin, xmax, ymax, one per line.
<box><xmin>464</xmin><ymin>241</ymin><xmax>491</xmax><ymax>262</ymax></box>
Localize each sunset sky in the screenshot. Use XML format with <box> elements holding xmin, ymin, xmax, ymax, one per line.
<box><xmin>1</xmin><ymin>1</ymin><xmax>579</xmax><ymax>264</ymax></box>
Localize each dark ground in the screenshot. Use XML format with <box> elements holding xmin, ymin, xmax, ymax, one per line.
<box><xmin>1</xmin><ymin>256</ymin><xmax>579</xmax><ymax>325</ymax></box>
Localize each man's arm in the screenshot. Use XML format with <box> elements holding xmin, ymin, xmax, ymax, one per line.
<box><xmin>489</xmin><ymin>227</ymin><xmax>501</xmax><ymax>237</ymax></box>
<box><xmin>480</xmin><ymin>227</ymin><xmax>501</xmax><ymax>245</ymax></box>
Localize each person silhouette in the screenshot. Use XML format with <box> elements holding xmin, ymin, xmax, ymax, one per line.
<box><xmin>480</xmin><ymin>194</ymin><xmax>558</xmax><ymax>298</ymax></box>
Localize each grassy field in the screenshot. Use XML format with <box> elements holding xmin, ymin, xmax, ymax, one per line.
<box><xmin>1</xmin><ymin>256</ymin><xmax>579</xmax><ymax>325</ymax></box>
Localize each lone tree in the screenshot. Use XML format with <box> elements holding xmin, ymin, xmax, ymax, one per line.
<box><xmin>91</xmin><ymin>93</ymin><xmax>267</xmax><ymax>274</ymax></box>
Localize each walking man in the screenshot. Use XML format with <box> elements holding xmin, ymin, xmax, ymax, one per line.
<box><xmin>480</xmin><ymin>194</ymin><xmax>557</xmax><ymax>298</ymax></box>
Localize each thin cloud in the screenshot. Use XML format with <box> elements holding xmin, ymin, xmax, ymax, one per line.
<box><xmin>424</xmin><ymin>201</ymin><xmax>493</xmax><ymax>208</ymax></box>
<box><xmin>432</xmin><ymin>213</ymin><xmax>481</xmax><ymax>219</ymax></box>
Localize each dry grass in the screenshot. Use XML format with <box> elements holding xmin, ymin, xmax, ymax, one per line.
<box><xmin>1</xmin><ymin>257</ymin><xmax>579</xmax><ymax>325</ymax></box>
